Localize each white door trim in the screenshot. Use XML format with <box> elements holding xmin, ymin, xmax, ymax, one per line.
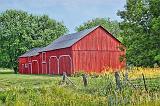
<box><xmin>28</xmin><ymin>62</ymin><xmax>32</xmax><ymax>74</ymax></box>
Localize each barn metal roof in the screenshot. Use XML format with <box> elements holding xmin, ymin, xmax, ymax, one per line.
<box><xmin>19</xmin><ymin>26</ymin><xmax>98</xmax><ymax>57</ymax></box>
<box><xmin>19</xmin><ymin>47</ymin><xmax>42</xmax><ymax>57</ymax></box>
<box><xmin>19</xmin><ymin>25</ymin><xmax>122</xmax><ymax>57</ymax></box>
<box><xmin>41</xmin><ymin>26</ymin><xmax>99</xmax><ymax>51</ymax></box>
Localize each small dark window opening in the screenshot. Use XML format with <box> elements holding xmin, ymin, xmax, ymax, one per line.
<box><xmin>42</xmin><ymin>52</ymin><xmax>46</xmax><ymax>62</ymax></box>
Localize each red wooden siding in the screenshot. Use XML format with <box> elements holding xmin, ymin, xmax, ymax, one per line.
<box><xmin>32</xmin><ymin>61</ymin><xmax>39</xmax><ymax>74</ymax></box>
<box><xmin>31</xmin><ymin>55</ymin><xmax>39</xmax><ymax>74</ymax></box>
<box><xmin>49</xmin><ymin>56</ymin><xmax>58</xmax><ymax>74</ymax></box>
<box><xmin>19</xmin><ymin>48</ymin><xmax>73</xmax><ymax>75</ymax></box>
<box><xmin>18</xmin><ymin>57</ymin><xmax>28</xmax><ymax>74</ymax></box>
<box><xmin>45</xmin><ymin>48</ymin><xmax>72</xmax><ymax>75</ymax></box>
<box><xmin>71</xmin><ymin>27</ymin><xmax>125</xmax><ymax>73</ymax></box>
<box><xmin>42</xmin><ymin>63</ymin><xmax>47</xmax><ymax>74</ymax></box>
<box><xmin>59</xmin><ymin>55</ymin><xmax>72</xmax><ymax>75</ymax></box>
<box><xmin>19</xmin><ymin>55</ymin><xmax>40</xmax><ymax>74</ymax></box>
<box><xmin>72</xmin><ymin>27</ymin><xmax>121</xmax><ymax>51</ymax></box>
<box><xmin>28</xmin><ymin>63</ymin><xmax>32</xmax><ymax>74</ymax></box>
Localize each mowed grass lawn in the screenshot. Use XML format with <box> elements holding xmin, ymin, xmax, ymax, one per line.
<box><xmin>0</xmin><ymin>69</ymin><xmax>60</xmax><ymax>90</ymax></box>
<box><xmin>0</xmin><ymin>68</ymin><xmax>160</xmax><ymax>106</ymax></box>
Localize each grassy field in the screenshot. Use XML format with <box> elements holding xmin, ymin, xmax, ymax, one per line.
<box><xmin>0</xmin><ymin>68</ymin><xmax>160</xmax><ymax>105</ymax></box>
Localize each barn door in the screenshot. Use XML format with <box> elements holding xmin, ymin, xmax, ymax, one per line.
<box><xmin>32</xmin><ymin>60</ymin><xmax>39</xmax><ymax>74</ymax></box>
<box><xmin>49</xmin><ymin>56</ymin><xmax>58</xmax><ymax>75</ymax></box>
<box><xmin>59</xmin><ymin>55</ymin><xmax>72</xmax><ymax>75</ymax></box>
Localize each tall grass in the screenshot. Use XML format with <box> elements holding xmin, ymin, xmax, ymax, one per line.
<box><xmin>128</xmin><ymin>67</ymin><xmax>160</xmax><ymax>79</ymax></box>
<box><xmin>0</xmin><ymin>68</ymin><xmax>159</xmax><ymax>105</ymax></box>
<box><xmin>0</xmin><ymin>86</ymin><xmax>108</xmax><ymax>106</ymax></box>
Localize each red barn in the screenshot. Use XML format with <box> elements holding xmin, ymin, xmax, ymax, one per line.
<box><xmin>18</xmin><ymin>26</ymin><xmax>126</xmax><ymax>75</ymax></box>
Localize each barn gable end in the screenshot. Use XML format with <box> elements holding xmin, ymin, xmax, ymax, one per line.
<box><xmin>71</xmin><ymin>26</ymin><xmax>125</xmax><ymax>73</ymax></box>
<box><xmin>71</xmin><ymin>26</ymin><xmax>122</xmax><ymax>51</ymax></box>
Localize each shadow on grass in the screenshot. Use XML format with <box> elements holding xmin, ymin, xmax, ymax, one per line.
<box><xmin>17</xmin><ymin>73</ymin><xmax>62</xmax><ymax>78</ymax></box>
<box><xmin>0</xmin><ymin>68</ymin><xmax>61</xmax><ymax>77</ymax></box>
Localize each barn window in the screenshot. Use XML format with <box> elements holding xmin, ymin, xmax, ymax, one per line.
<box><xmin>42</xmin><ymin>52</ymin><xmax>46</xmax><ymax>62</ymax></box>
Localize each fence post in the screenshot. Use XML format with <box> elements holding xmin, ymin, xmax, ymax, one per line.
<box><xmin>142</xmin><ymin>73</ymin><xmax>147</xmax><ymax>92</ymax></box>
<box><xmin>63</xmin><ymin>72</ymin><xmax>67</xmax><ymax>82</ymax></box>
<box><xmin>124</xmin><ymin>68</ymin><xmax>129</xmax><ymax>85</ymax></box>
<box><xmin>115</xmin><ymin>71</ymin><xmax>121</xmax><ymax>91</ymax></box>
<box><xmin>125</xmin><ymin>68</ymin><xmax>129</xmax><ymax>81</ymax></box>
<box><xmin>62</xmin><ymin>71</ymin><xmax>77</xmax><ymax>87</ymax></box>
<box><xmin>82</xmin><ymin>74</ymin><xmax>88</xmax><ymax>87</ymax></box>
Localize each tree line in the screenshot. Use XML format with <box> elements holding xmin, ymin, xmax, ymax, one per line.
<box><xmin>0</xmin><ymin>0</ymin><xmax>159</xmax><ymax>73</ymax></box>
<box><xmin>0</xmin><ymin>10</ymin><xmax>68</xmax><ymax>73</ymax></box>
<box><xmin>117</xmin><ymin>0</ymin><xmax>160</xmax><ymax>67</ymax></box>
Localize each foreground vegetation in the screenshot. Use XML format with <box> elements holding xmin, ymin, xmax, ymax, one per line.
<box><xmin>0</xmin><ymin>68</ymin><xmax>160</xmax><ymax>105</ymax></box>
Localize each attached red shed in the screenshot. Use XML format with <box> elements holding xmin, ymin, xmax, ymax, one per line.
<box><xmin>19</xmin><ymin>48</ymin><xmax>42</xmax><ymax>74</ymax></box>
<box><xmin>19</xmin><ymin>26</ymin><xmax>126</xmax><ymax>75</ymax></box>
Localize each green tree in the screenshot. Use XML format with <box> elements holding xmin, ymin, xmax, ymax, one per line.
<box><xmin>117</xmin><ymin>0</ymin><xmax>160</xmax><ymax>67</ymax></box>
<box><xmin>75</xmin><ymin>18</ymin><xmax>122</xmax><ymax>41</ymax></box>
<box><xmin>0</xmin><ymin>10</ymin><xmax>68</xmax><ymax>73</ymax></box>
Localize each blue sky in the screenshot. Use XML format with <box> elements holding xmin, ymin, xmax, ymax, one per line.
<box><xmin>0</xmin><ymin>0</ymin><xmax>126</xmax><ymax>33</ymax></box>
